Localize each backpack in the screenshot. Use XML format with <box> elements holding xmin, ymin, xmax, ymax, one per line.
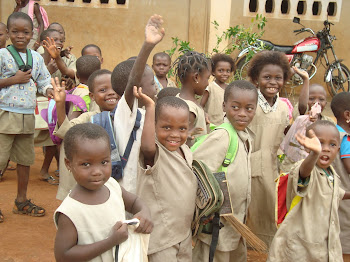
<box><xmin>191</xmin><ymin>123</ymin><xmax>238</xmax><ymax>262</ymax></box>
<box><xmin>41</xmin><ymin>93</ymin><xmax>88</xmax><ymax>145</ymax></box>
<box><xmin>28</xmin><ymin>0</ymin><xmax>49</xmax><ymax>30</ymax></box>
<box><xmin>275</xmin><ymin>173</ymin><xmax>303</xmax><ymax>228</ymax></box>
<box><xmin>91</xmin><ymin>108</ymin><xmax>141</xmax><ymax>181</ymax></box>
<box><xmin>6</xmin><ymin>45</ymin><xmax>33</xmax><ymax>72</ymax></box>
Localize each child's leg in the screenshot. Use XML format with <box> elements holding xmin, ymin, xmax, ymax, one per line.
<box><xmin>40</xmin><ymin>145</ymin><xmax>57</xmax><ymax>178</ymax></box>
<box><xmin>148</xmin><ymin>233</ymin><xmax>192</xmax><ymax>262</ymax></box>
<box><xmin>192</xmin><ymin>238</ymin><xmax>247</xmax><ymax>262</ymax></box>
<box><xmin>16</xmin><ymin>164</ymin><xmax>30</xmax><ymax>202</ymax></box>
<box><xmin>0</xmin><ymin>134</ymin><xmax>15</xmax><ymax>179</ymax></box>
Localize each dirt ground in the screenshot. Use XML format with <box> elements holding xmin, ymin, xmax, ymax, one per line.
<box><xmin>0</xmin><ymin>147</ymin><xmax>268</xmax><ymax>262</ymax></box>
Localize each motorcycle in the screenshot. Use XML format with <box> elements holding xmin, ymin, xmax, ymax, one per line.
<box><xmin>236</xmin><ymin>17</ymin><xmax>350</xmax><ymax>97</ymax></box>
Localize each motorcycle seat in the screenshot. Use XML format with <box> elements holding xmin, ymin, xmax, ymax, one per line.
<box><xmin>257</xmin><ymin>39</ymin><xmax>294</xmax><ymax>54</ymax></box>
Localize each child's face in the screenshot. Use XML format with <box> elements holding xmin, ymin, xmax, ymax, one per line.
<box><xmin>65</xmin><ymin>138</ymin><xmax>111</xmax><ymax>191</ymax></box>
<box><xmin>48</xmin><ymin>24</ymin><xmax>65</xmax><ymax>44</ymax></box>
<box><xmin>308</xmin><ymin>85</ymin><xmax>327</xmax><ymax>112</ymax></box>
<box><xmin>313</xmin><ymin>125</ymin><xmax>340</xmax><ymax>169</ymax></box>
<box><xmin>152</xmin><ymin>56</ymin><xmax>171</xmax><ymax>78</ymax></box>
<box><xmin>156</xmin><ymin>106</ymin><xmax>189</xmax><ymax>152</ymax></box>
<box><xmin>213</xmin><ymin>61</ymin><xmax>232</xmax><ymax>84</ymax></box>
<box><xmin>0</xmin><ymin>25</ymin><xmax>8</xmax><ymax>48</ymax></box>
<box><xmin>83</xmin><ymin>46</ymin><xmax>103</xmax><ymax>64</ymax></box>
<box><xmin>194</xmin><ymin>68</ymin><xmax>211</xmax><ymax>96</ymax></box>
<box><xmin>257</xmin><ymin>64</ymin><xmax>284</xmax><ymax>100</ymax></box>
<box><xmin>223</xmin><ymin>89</ymin><xmax>257</xmax><ymax>131</ymax></box>
<box><xmin>8</xmin><ymin>18</ymin><xmax>33</xmax><ymax>52</ymax></box>
<box><xmin>91</xmin><ymin>74</ymin><xmax>119</xmax><ymax>112</ymax></box>
<box><xmin>46</xmin><ymin>31</ymin><xmax>63</xmax><ymax>51</ymax></box>
<box><xmin>140</xmin><ymin>67</ymin><xmax>157</xmax><ymax>103</ymax></box>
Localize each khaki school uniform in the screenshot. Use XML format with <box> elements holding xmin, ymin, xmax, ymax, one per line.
<box><xmin>177</xmin><ymin>94</ymin><xmax>207</xmax><ymax>141</ymax></box>
<box><xmin>267</xmin><ymin>164</ymin><xmax>345</xmax><ymax>262</ymax></box>
<box><xmin>247</xmin><ymin>99</ymin><xmax>289</xmax><ymax>246</ymax></box>
<box><xmin>204</xmin><ymin>81</ymin><xmax>225</xmax><ymax>126</ymax></box>
<box><xmin>137</xmin><ymin>140</ymin><xmax>197</xmax><ymax>262</ymax></box>
<box><xmin>333</xmin><ymin>130</ymin><xmax>350</xmax><ymax>254</ymax></box>
<box><xmin>53</xmin><ymin>111</ymin><xmax>99</xmax><ymax>200</ymax></box>
<box><xmin>51</xmin><ymin>54</ymin><xmax>77</xmax><ymax>83</ymax></box>
<box><xmin>192</xmin><ymin>127</ymin><xmax>253</xmax><ymax>262</ymax></box>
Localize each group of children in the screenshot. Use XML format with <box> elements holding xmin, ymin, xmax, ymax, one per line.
<box><xmin>1</xmin><ymin>5</ymin><xmax>350</xmax><ymax>262</ymax></box>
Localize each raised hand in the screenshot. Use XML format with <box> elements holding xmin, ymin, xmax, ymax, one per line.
<box><xmin>133</xmin><ymin>86</ymin><xmax>155</xmax><ymax>108</ymax></box>
<box><xmin>60</xmin><ymin>46</ymin><xmax>73</xmax><ymax>58</ymax></box>
<box><xmin>295</xmin><ymin>129</ymin><xmax>321</xmax><ymax>155</ymax></box>
<box><xmin>14</xmin><ymin>69</ymin><xmax>32</xmax><ymax>84</ymax></box>
<box><xmin>145</xmin><ymin>14</ymin><xmax>165</xmax><ymax>45</ymax></box>
<box><xmin>43</xmin><ymin>37</ymin><xmax>60</xmax><ymax>59</ymax></box>
<box><xmin>51</xmin><ymin>77</ymin><xmax>66</xmax><ymax>103</ymax></box>
<box><xmin>292</xmin><ymin>66</ymin><xmax>309</xmax><ymax>81</ymax></box>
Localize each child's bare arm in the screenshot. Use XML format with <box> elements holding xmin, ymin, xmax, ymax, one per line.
<box><xmin>121</xmin><ymin>186</ymin><xmax>153</xmax><ymax>234</ymax></box>
<box><xmin>134</xmin><ymin>86</ymin><xmax>157</xmax><ymax>166</ymax></box>
<box><xmin>200</xmin><ymin>90</ymin><xmax>209</xmax><ymax>108</ymax></box>
<box><xmin>293</xmin><ymin>66</ymin><xmax>310</xmax><ymax>115</ymax></box>
<box><xmin>52</xmin><ymin>77</ymin><xmax>67</xmax><ymax>127</ymax></box>
<box><xmin>124</xmin><ymin>14</ymin><xmax>165</xmax><ymax>110</ymax></box>
<box><xmin>0</xmin><ymin>70</ymin><xmax>32</xmax><ymax>89</ymax></box>
<box><xmin>43</xmin><ymin>37</ymin><xmax>75</xmax><ymax>79</ymax></box>
<box><xmin>55</xmin><ymin>213</ymin><xmax>128</xmax><ymax>262</ymax></box>
<box><xmin>342</xmin><ymin>158</ymin><xmax>350</xmax><ymax>174</ymax></box>
<box><xmin>295</xmin><ymin>129</ymin><xmax>321</xmax><ymax>179</ymax></box>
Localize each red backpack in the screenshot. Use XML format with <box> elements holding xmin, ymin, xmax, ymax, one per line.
<box><xmin>28</xmin><ymin>0</ymin><xmax>49</xmax><ymax>30</ymax></box>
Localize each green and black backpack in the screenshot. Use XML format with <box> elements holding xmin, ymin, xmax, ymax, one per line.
<box><xmin>6</xmin><ymin>45</ymin><xmax>33</xmax><ymax>72</ymax></box>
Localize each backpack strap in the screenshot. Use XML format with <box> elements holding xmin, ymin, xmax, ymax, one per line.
<box><xmin>91</xmin><ymin>110</ymin><xmax>117</xmax><ymax>151</ymax></box>
<box><xmin>209</xmin><ymin>213</ymin><xmax>221</xmax><ymax>262</ymax></box>
<box><xmin>6</xmin><ymin>45</ymin><xmax>33</xmax><ymax>71</ymax></box>
<box><xmin>120</xmin><ymin>109</ymin><xmax>142</xmax><ymax>168</ymax></box>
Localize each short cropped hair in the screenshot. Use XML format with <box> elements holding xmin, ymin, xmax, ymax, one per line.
<box><xmin>248</xmin><ymin>51</ymin><xmax>291</xmax><ymax>84</ymax></box>
<box><xmin>306</xmin><ymin>120</ymin><xmax>339</xmax><ymax>138</ymax></box>
<box><xmin>7</xmin><ymin>12</ymin><xmax>33</xmax><ymax>31</ymax></box>
<box><xmin>331</xmin><ymin>92</ymin><xmax>350</xmax><ymax>119</ymax></box>
<box><xmin>153</xmin><ymin>52</ymin><xmax>171</xmax><ymax>63</ymax></box>
<box><xmin>76</xmin><ymin>55</ymin><xmax>101</xmax><ymax>81</ymax></box>
<box><xmin>211</xmin><ymin>53</ymin><xmax>235</xmax><ymax>72</ymax></box>
<box><xmin>48</xmin><ymin>22</ymin><xmax>64</xmax><ymax>32</ymax></box>
<box><xmin>81</xmin><ymin>44</ymin><xmax>102</xmax><ymax>56</ymax></box>
<box><xmin>224</xmin><ymin>80</ymin><xmax>258</xmax><ymax>102</ymax></box>
<box><xmin>111</xmin><ymin>60</ymin><xmax>135</xmax><ymax>96</ymax></box>
<box><xmin>157</xmin><ymin>87</ymin><xmax>180</xmax><ymax>100</ymax></box>
<box><xmin>155</xmin><ymin>96</ymin><xmax>189</xmax><ymax>122</ymax></box>
<box><xmin>40</xmin><ymin>29</ymin><xmax>59</xmax><ymax>42</ymax></box>
<box><xmin>64</xmin><ymin>123</ymin><xmax>110</xmax><ymax>161</ymax></box>
<box><xmin>88</xmin><ymin>69</ymin><xmax>112</xmax><ymax>93</ymax></box>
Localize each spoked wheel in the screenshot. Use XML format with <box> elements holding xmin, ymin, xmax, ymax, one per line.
<box><xmin>326</xmin><ymin>63</ymin><xmax>350</xmax><ymax>97</ymax></box>
<box><xmin>235</xmin><ymin>56</ymin><xmax>250</xmax><ymax>80</ymax></box>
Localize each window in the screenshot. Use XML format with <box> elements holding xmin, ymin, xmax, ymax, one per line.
<box><xmin>281</xmin><ymin>0</ymin><xmax>289</xmax><ymax>14</ymax></box>
<box><xmin>312</xmin><ymin>1</ymin><xmax>321</xmax><ymax>15</ymax></box>
<box><xmin>249</xmin><ymin>0</ymin><xmax>258</xmax><ymax>12</ymax></box>
<box><xmin>327</xmin><ymin>2</ymin><xmax>337</xmax><ymax>16</ymax></box>
<box><xmin>297</xmin><ymin>1</ymin><xmax>306</xmax><ymax>15</ymax></box>
<box><xmin>42</xmin><ymin>0</ymin><xmax>128</xmax><ymax>8</ymax></box>
<box><xmin>265</xmin><ymin>0</ymin><xmax>273</xmax><ymax>13</ymax></box>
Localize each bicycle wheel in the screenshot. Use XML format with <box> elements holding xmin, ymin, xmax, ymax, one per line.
<box><xmin>235</xmin><ymin>55</ymin><xmax>250</xmax><ymax>80</ymax></box>
<box><xmin>326</xmin><ymin>63</ymin><xmax>350</xmax><ymax>97</ymax></box>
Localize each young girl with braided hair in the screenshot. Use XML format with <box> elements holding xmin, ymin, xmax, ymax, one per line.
<box><xmin>174</xmin><ymin>51</ymin><xmax>211</xmax><ymax>145</ymax></box>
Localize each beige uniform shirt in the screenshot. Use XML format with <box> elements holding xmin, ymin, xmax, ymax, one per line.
<box><xmin>247</xmin><ymin>99</ymin><xmax>289</xmax><ymax>246</ymax></box>
<box><xmin>204</xmin><ymin>81</ymin><xmax>225</xmax><ymax>126</ymax></box>
<box><xmin>333</xmin><ymin>130</ymin><xmax>350</xmax><ymax>254</ymax></box>
<box><xmin>51</xmin><ymin>54</ymin><xmax>77</xmax><ymax>83</ymax></box>
<box><xmin>177</xmin><ymin>94</ymin><xmax>208</xmax><ymax>140</ymax></box>
<box><xmin>137</xmin><ymin>141</ymin><xmax>197</xmax><ymax>254</ymax></box>
<box><xmin>267</xmin><ymin>164</ymin><xmax>345</xmax><ymax>262</ymax></box>
<box><xmin>193</xmin><ymin>127</ymin><xmax>252</xmax><ymax>251</ymax></box>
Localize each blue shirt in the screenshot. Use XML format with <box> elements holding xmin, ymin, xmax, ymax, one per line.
<box><xmin>337</xmin><ymin>125</ymin><xmax>350</xmax><ymax>159</ymax></box>
<box><xmin>0</xmin><ymin>48</ymin><xmax>52</xmax><ymax>114</ymax></box>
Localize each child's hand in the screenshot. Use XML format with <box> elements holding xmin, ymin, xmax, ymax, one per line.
<box><xmin>46</xmin><ymin>88</ymin><xmax>54</xmax><ymax>99</ymax></box>
<box><xmin>110</xmin><ymin>221</ymin><xmax>129</xmax><ymax>245</ymax></box>
<box><xmin>188</xmin><ymin>127</ymin><xmax>204</xmax><ymax>141</ymax></box>
<box><xmin>133</xmin><ymin>208</ymin><xmax>153</xmax><ymax>234</ymax></box>
<box><xmin>292</xmin><ymin>66</ymin><xmax>309</xmax><ymax>81</ymax></box>
<box><xmin>61</xmin><ymin>75</ymin><xmax>76</xmax><ymax>91</ymax></box>
<box><xmin>51</xmin><ymin>77</ymin><xmax>66</xmax><ymax>103</ymax></box>
<box><xmin>14</xmin><ymin>69</ymin><xmax>32</xmax><ymax>84</ymax></box>
<box><xmin>47</xmin><ymin>59</ymin><xmax>58</xmax><ymax>74</ymax></box>
<box><xmin>61</xmin><ymin>46</ymin><xmax>73</xmax><ymax>58</ymax></box>
<box><xmin>133</xmin><ymin>86</ymin><xmax>155</xmax><ymax>108</ymax></box>
<box><xmin>145</xmin><ymin>14</ymin><xmax>165</xmax><ymax>45</ymax></box>
<box><xmin>295</xmin><ymin>129</ymin><xmax>321</xmax><ymax>154</ymax></box>
<box><xmin>43</xmin><ymin>37</ymin><xmax>60</xmax><ymax>59</ymax></box>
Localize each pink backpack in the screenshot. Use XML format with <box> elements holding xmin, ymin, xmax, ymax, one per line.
<box><xmin>28</xmin><ymin>0</ymin><xmax>49</xmax><ymax>30</ymax></box>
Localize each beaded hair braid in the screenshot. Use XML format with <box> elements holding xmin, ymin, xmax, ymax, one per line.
<box><xmin>173</xmin><ymin>51</ymin><xmax>211</xmax><ymax>84</ymax></box>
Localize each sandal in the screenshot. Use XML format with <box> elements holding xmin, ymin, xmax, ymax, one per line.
<box><xmin>0</xmin><ymin>210</ymin><xmax>3</xmax><ymax>223</ymax></box>
<box><xmin>54</xmin><ymin>169</ymin><xmax>60</xmax><ymax>177</ymax></box>
<box><xmin>41</xmin><ymin>175</ymin><xmax>59</xmax><ymax>185</ymax></box>
<box><xmin>13</xmin><ymin>199</ymin><xmax>45</xmax><ymax>217</ymax></box>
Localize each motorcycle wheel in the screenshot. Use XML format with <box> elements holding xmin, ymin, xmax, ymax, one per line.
<box><xmin>326</xmin><ymin>63</ymin><xmax>350</xmax><ymax>97</ymax></box>
<box><xmin>235</xmin><ymin>55</ymin><xmax>250</xmax><ymax>80</ymax></box>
